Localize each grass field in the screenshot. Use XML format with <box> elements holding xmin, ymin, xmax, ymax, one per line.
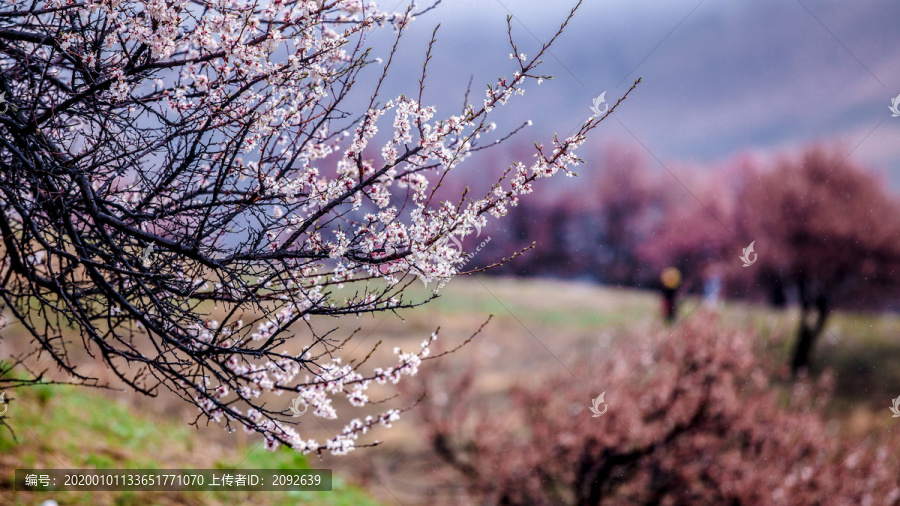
<box><xmin>0</xmin><ymin>378</ymin><xmax>380</xmax><ymax>505</ymax></box>
<box><xmin>2</xmin><ymin>276</ymin><xmax>899</xmax><ymax>504</ymax></box>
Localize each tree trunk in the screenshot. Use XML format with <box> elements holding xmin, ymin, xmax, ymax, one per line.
<box><xmin>790</xmin><ymin>292</ymin><xmax>829</xmax><ymax>376</ymax></box>
<box><xmin>768</xmin><ymin>276</ymin><xmax>787</xmax><ymax>308</ymax></box>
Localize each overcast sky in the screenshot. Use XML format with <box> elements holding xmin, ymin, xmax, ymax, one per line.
<box><xmin>368</xmin><ymin>0</ymin><xmax>900</xmax><ymax>186</ymax></box>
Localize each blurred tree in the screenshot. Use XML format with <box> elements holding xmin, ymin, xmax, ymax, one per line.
<box><xmin>409</xmin><ymin>316</ymin><xmax>900</xmax><ymax>505</ymax></box>
<box><xmin>588</xmin><ymin>145</ymin><xmax>662</xmax><ymax>286</ymax></box>
<box><xmin>640</xmin><ymin>148</ymin><xmax>900</xmax><ymax>373</ymax></box>
<box><xmin>489</xmin><ymin>142</ymin><xmax>664</xmax><ymax>285</ymax></box>
<box><xmin>638</xmin><ymin>164</ymin><xmax>739</xmax><ymax>293</ymax></box>
<box><xmin>736</xmin><ymin>146</ymin><xmax>900</xmax><ymax>374</ymax></box>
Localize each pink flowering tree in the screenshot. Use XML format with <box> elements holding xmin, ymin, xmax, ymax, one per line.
<box><xmin>734</xmin><ymin>146</ymin><xmax>900</xmax><ymax>374</ymax></box>
<box><xmin>0</xmin><ymin>0</ymin><xmax>638</xmax><ymax>454</ymax></box>
<box><xmin>406</xmin><ymin>317</ymin><xmax>900</xmax><ymax>504</ymax></box>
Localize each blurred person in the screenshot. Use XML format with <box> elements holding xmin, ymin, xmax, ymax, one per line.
<box><xmin>703</xmin><ymin>264</ymin><xmax>723</xmax><ymax>309</ymax></box>
<box><xmin>660</xmin><ymin>267</ymin><xmax>682</xmax><ymax>323</ymax></box>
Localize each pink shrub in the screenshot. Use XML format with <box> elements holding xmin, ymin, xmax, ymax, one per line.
<box><xmin>409</xmin><ymin>315</ymin><xmax>900</xmax><ymax>505</ymax></box>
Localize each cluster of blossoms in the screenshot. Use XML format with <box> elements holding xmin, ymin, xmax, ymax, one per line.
<box><xmin>191</xmin><ymin>328</ymin><xmax>438</xmax><ymax>455</ymax></box>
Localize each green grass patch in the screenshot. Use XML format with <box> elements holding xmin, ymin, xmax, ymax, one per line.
<box><xmin>0</xmin><ymin>372</ymin><xmax>381</xmax><ymax>505</ymax></box>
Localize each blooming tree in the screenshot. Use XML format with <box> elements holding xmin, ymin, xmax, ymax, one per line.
<box><xmin>408</xmin><ymin>316</ymin><xmax>900</xmax><ymax>504</ymax></box>
<box><xmin>638</xmin><ymin>146</ymin><xmax>900</xmax><ymax>373</ymax></box>
<box><xmin>636</xmin><ymin>161</ymin><xmax>742</xmax><ymax>290</ymax></box>
<box><xmin>734</xmin><ymin>146</ymin><xmax>900</xmax><ymax>373</ymax></box>
<box><xmin>0</xmin><ymin>0</ymin><xmax>638</xmax><ymax>454</ymax></box>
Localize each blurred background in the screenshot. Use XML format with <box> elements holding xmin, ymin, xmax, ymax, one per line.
<box><xmin>4</xmin><ymin>0</ymin><xmax>900</xmax><ymax>504</ymax></box>
<box><xmin>370</xmin><ymin>0</ymin><xmax>900</xmax><ymax>182</ymax></box>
